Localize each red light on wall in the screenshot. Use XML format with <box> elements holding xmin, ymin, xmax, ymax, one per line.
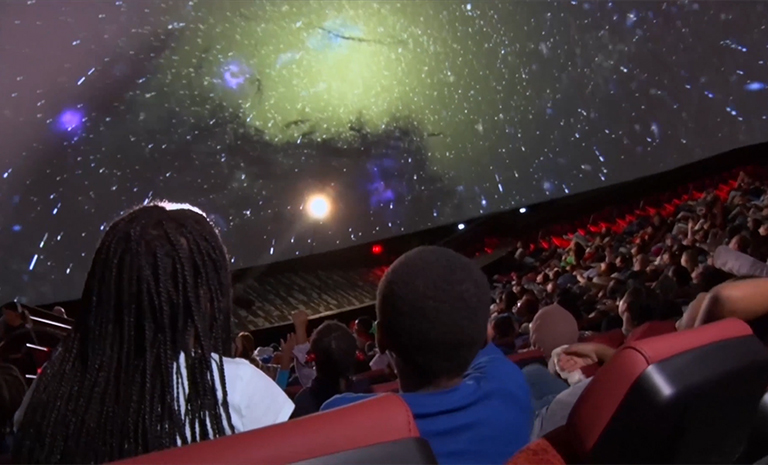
<box><xmin>372</xmin><ymin>244</ymin><xmax>383</xmax><ymax>255</ymax></box>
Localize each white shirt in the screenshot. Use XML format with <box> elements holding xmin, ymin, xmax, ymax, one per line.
<box><xmin>16</xmin><ymin>353</ymin><xmax>294</xmax><ymax>441</ymax></box>
<box><xmin>369</xmin><ymin>352</ymin><xmax>392</xmax><ymax>371</ymax></box>
<box><xmin>175</xmin><ymin>352</ymin><xmax>294</xmax><ymax>437</ymax></box>
<box><xmin>292</xmin><ymin>342</ymin><xmax>317</xmax><ymax>388</ymax></box>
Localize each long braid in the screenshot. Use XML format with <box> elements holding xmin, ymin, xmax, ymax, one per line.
<box><xmin>13</xmin><ymin>204</ymin><xmax>236</xmax><ymax>463</ymax></box>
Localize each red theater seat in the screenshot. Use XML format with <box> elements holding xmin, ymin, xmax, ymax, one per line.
<box><xmin>580</xmin><ymin>328</ymin><xmax>625</xmax><ymax>348</ymax></box>
<box><xmin>506</xmin><ymin>437</ymin><xmax>566</xmax><ymax>465</ymax></box>
<box><xmin>508</xmin><ymin>349</ymin><xmax>546</xmax><ymax>368</ymax></box>
<box><xmin>508</xmin><ymin>319</ymin><xmax>768</xmax><ymax>464</ymax></box>
<box><xmin>624</xmin><ymin>319</ymin><xmax>677</xmax><ymax>344</ymax></box>
<box><xmin>116</xmin><ymin>394</ymin><xmax>423</xmax><ymax>465</ymax></box>
<box><xmin>578</xmin><ymin>322</ymin><xmax>679</xmax><ymax>381</ymax></box>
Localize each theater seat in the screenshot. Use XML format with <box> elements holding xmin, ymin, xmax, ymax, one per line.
<box><xmin>580</xmin><ymin>328</ymin><xmax>625</xmax><ymax>348</ymax></box>
<box><xmin>580</xmin><ymin>320</ymin><xmax>692</xmax><ymax>381</ymax></box>
<box><xmin>508</xmin><ymin>319</ymin><xmax>768</xmax><ymax>464</ymax></box>
<box><xmin>624</xmin><ymin>319</ymin><xmax>678</xmax><ymax>344</ymax></box>
<box><xmin>294</xmin><ymin>438</ymin><xmax>436</xmax><ymax>465</ymax></box>
<box><xmin>508</xmin><ymin>349</ymin><xmax>546</xmax><ymax>368</ymax></box>
<box><xmin>737</xmin><ymin>390</ymin><xmax>768</xmax><ymax>463</ymax></box>
<box><xmin>506</xmin><ymin>437</ymin><xmax>566</xmax><ymax>465</ymax></box>
<box><xmin>116</xmin><ymin>394</ymin><xmax>424</xmax><ymax>465</ymax></box>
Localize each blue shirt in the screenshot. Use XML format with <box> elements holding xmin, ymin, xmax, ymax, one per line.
<box><xmin>321</xmin><ymin>344</ymin><xmax>533</xmax><ymax>465</ymax></box>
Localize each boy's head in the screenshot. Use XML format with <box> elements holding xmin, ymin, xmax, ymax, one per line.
<box><xmin>376</xmin><ymin>246</ymin><xmax>489</xmax><ymax>392</ymax></box>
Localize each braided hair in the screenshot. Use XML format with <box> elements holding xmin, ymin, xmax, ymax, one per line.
<box><xmin>13</xmin><ymin>203</ymin><xmax>235</xmax><ymax>463</ymax></box>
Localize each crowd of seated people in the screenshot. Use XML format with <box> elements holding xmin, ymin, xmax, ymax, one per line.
<box><xmin>1</xmin><ymin>168</ymin><xmax>767</xmax><ymax>464</ymax></box>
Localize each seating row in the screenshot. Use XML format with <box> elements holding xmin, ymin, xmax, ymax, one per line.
<box><xmin>115</xmin><ymin>319</ymin><xmax>768</xmax><ymax>464</ymax></box>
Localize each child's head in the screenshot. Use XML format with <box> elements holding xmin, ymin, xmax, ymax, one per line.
<box><xmin>488</xmin><ymin>313</ymin><xmax>517</xmax><ymax>343</ymax></box>
<box><xmin>233</xmin><ymin>332</ymin><xmax>255</xmax><ymax>359</ymax></box>
<box><xmin>310</xmin><ymin>321</ymin><xmax>358</xmax><ymax>380</ymax></box>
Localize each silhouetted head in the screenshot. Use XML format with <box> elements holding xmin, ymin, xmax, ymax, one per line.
<box><xmin>376</xmin><ymin>247</ymin><xmax>488</xmax><ymax>392</ymax></box>
<box><xmin>310</xmin><ymin>321</ymin><xmax>358</xmax><ymax>381</ymax></box>
<box><xmin>619</xmin><ymin>286</ymin><xmax>660</xmax><ymax>335</ymax></box>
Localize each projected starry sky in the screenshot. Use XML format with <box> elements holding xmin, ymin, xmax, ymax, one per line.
<box><xmin>1</xmin><ymin>0</ymin><xmax>768</xmax><ymax>305</ymax></box>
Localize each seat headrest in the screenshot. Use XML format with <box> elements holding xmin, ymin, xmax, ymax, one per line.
<box><xmin>568</xmin><ymin>319</ymin><xmax>768</xmax><ymax>463</ymax></box>
<box><xmin>292</xmin><ymin>437</ymin><xmax>437</xmax><ymax>465</ymax></box>
<box><xmin>116</xmin><ymin>394</ymin><xmax>418</xmax><ymax>465</ymax></box>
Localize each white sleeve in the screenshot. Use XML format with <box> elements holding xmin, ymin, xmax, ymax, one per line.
<box><xmin>228</xmin><ymin>362</ymin><xmax>295</xmax><ymax>432</ymax></box>
<box><xmin>369</xmin><ymin>353</ymin><xmax>391</xmax><ymax>371</ymax></box>
<box><xmin>292</xmin><ymin>342</ymin><xmax>316</xmax><ymax>388</ymax></box>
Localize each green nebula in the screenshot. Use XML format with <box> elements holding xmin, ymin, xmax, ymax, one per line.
<box><xmin>161</xmin><ymin>0</ymin><xmax>526</xmax><ymax>178</ymax></box>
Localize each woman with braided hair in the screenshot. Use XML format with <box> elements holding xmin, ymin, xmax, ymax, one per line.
<box><xmin>13</xmin><ymin>203</ymin><xmax>294</xmax><ymax>464</ymax></box>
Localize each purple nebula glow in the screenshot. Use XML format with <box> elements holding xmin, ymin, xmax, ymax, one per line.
<box><xmin>57</xmin><ymin>109</ymin><xmax>84</xmax><ymax>132</ymax></box>
<box><xmin>222</xmin><ymin>61</ymin><xmax>252</xmax><ymax>90</ymax></box>
<box><xmin>368</xmin><ymin>181</ymin><xmax>396</xmax><ymax>207</ymax></box>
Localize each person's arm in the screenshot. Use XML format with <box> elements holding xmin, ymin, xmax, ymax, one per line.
<box><xmin>696</xmin><ymin>277</ymin><xmax>768</xmax><ymax>326</ymax></box>
<box><xmin>713</xmin><ymin>246</ymin><xmax>768</xmax><ymax>278</ymax></box>
<box><xmin>290</xmin><ymin>310</ymin><xmax>316</xmax><ymax>387</ymax></box>
<box><xmin>562</xmin><ymin>342</ymin><xmax>616</xmax><ymax>365</ymax></box>
<box><xmin>292</xmin><ymin>310</ymin><xmax>309</xmax><ymax>346</ymax></box>
<box><xmin>274</xmin><ymin>333</ymin><xmax>296</xmax><ymax>390</ymax></box>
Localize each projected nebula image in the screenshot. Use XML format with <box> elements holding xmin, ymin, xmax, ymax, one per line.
<box><xmin>1</xmin><ymin>0</ymin><xmax>768</xmax><ymax>304</ymax></box>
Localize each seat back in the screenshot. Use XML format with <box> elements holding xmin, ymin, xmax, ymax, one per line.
<box><xmin>116</xmin><ymin>394</ymin><xmax>419</xmax><ymax>464</ymax></box>
<box><xmin>580</xmin><ymin>328</ymin><xmax>625</xmax><ymax>348</ymax></box>
<box><xmin>568</xmin><ymin>319</ymin><xmax>768</xmax><ymax>464</ymax></box>
<box><xmin>624</xmin><ymin>319</ymin><xmax>678</xmax><ymax>344</ymax></box>
<box><xmin>737</xmin><ymin>390</ymin><xmax>768</xmax><ymax>463</ymax></box>
<box><xmin>292</xmin><ymin>437</ymin><xmax>436</xmax><ymax>465</ymax></box>
<box><xmin>508</xmin><ymin>349</ymin><xmax>545</xmax><ymax>369</ymax></box>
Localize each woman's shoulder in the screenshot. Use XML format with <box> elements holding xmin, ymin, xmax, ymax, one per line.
<box><xmin>219</xmin><ymin>355</ymin><xmax>274</xmax><ymax>385</ymax></box>
<box><xmin>218</xmin><ymin>355</ymin><xmax>296</xmax><ymax>430</ymax></box>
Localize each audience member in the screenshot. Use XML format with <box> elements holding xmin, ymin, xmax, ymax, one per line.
<box><xmin>292</xmin><ymin>321</ymin><xmax>369</xmax><ymax>418</ymax></box>
<box><xmin>13</xmin><ymin>203</ymin><xmax>294</xmax><ymax>464</ymax></box>
<box><xmin>488</xmin><ymin>313</ymin><xmax>518</xmax><ymax>355</ymax></box>
<box><xmin>322</xmin><ymin>246</ymin><xmax>533</xmax><ymax>465</ymax></box>
<box><xmin>51</xmin><ymin>307</ymin><xmax>67</xmax><ymax>319</ymax></box>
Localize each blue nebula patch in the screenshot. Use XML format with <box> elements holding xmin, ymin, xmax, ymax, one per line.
<box><xmin>221</xmin><ymin>61</ymin><xmax>253</xmax><ymax>90</ymax></box>
<box><xmin>56</xmin><ymin>108</ymin><xmax>84</xmax><ymax>132</ymax></box>
<box><xmin>366</xmin><ymin>159</ymin><xmax>398</xmax><ymax>208</ymax></box>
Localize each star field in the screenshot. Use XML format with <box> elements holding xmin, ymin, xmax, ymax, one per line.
<box><xmin>1</xmin><ymin>0</ymin><xmax>767</xmax><ymax>304</ymax></box>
